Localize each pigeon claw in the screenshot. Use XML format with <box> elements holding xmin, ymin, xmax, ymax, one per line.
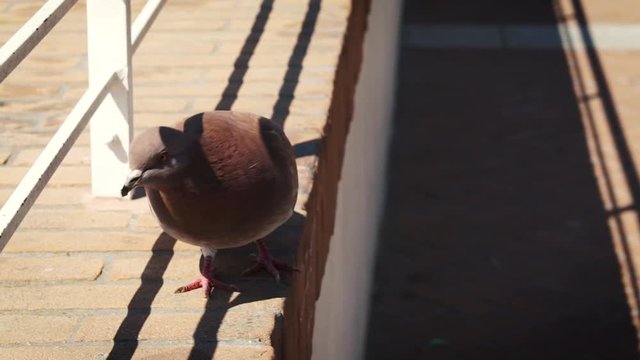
<box><xmin>243</xmin><ymin>255</ymin><xmax>298</xmax><ymax>283</ymax></box>
<box><xmin>174</xmin><ymin>276</ymin><xmax>239</xmax><ymax>298</ymax></box>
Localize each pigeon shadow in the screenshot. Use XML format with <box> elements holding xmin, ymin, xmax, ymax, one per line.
<box><xmin>187</xmin><ymin>211</ymin><xmax>303</xmax><ymax>359</ymax></box>
<box><xmin>104</xmin><ymin>216</ymin><xmax>303</xmax><ymax>360</ymax></box>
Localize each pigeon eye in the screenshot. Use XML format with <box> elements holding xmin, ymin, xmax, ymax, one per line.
<box><xmin>159</xmin><ymin>151</ymin><xmax>168</xmax><ymax>162</ymax></box>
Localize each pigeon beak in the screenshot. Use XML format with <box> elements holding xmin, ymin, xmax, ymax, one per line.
<box><xmin>121</xmin><ymin>169</ymin><xmax>143</xmax><ymax>197</ymax></box>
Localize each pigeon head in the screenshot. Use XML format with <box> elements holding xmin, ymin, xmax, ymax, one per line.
<box><xmin>121</xmin><ymin>126</ymin><xmax>194</xmax><ymax>196</ymax></box>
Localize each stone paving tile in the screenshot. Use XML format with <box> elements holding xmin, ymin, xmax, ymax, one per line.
<box><xmin>0</xmin><ymin>83</ymin><xmax>61</xmax><ymax>97</ymax></box>
<box><xmin>3</xmin><ymin>231</ymin><xmax>194</xmax><ymax>253</ymax></box>
<box><xmin>74</xmin><ymin>310</ymin><xmax>276</xmax><ymax>343</ymax></box>
<box><xmin>20</xmin><ymin>209</ymin><xmax>132</xmax><ymax>230</ymax></box>
<box><xmin>0</xmin><ymin>344</ymin><xmax>275</xmax><ymax>360</ymax></box>
<box><xmin>0</xmin><ymin>315</ymin><xmax>78</xmax><ymax>344</ymax></box>
<box><xmin>12</xmin><ymin>146</ymin><xmax>91</xmax><ymax>166</ymax></box>
<box><xmin>134</xmin><ymin>212</ymin><xmax>162</xmax><ymax>230</ymax></box>
<box><xmin>0</xmin><ymin>166</ymin><xmax>91</xmax><ymax>187</ymax></box>
<box><xmin>0</xmin><ymin>256</ymin><xmax>104</xmax><ymax>283</ymax></box>
<box><xmin>0</xmin><ymin>281</ymin><xmax>285</xmax><ymax>311</ymax></box>
<box><xmin>2</xmin><ymin>187</ymin><xmax>88</xmax><ymax>208</ymax></box>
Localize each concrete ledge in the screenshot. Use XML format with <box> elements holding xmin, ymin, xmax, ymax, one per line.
<box><xmin>281</xmin><ymin>1</ymin><xmax>371</xmax><ymax>358</ymax></box>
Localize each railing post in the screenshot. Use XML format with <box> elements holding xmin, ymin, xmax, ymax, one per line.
<box><xmin>87</xmin><ymin>0</ymin><xmax>133</xmax><ymax>197</ymax></box>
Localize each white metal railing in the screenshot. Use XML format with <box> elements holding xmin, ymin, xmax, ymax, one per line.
<box><xmin>0</xmin><ymin>0</ymin><xmax>167</xmax><ymax>250</ymax></box>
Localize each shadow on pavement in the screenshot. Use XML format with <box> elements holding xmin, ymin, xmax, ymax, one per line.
<box><xmin>365</xmin><ymin>0</ymin><xmax>639</xmax><ymax>359</ymax></box>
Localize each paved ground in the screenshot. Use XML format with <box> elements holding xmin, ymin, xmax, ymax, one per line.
<box><xmin>367</xmin><ymin>0</ymin><xmax>640</xmax><ymax>359</ymax></box>
<box><xmin>0</xmin><ymin>0</ymin><xmax>347</xmax><ymax>358</ymax></box>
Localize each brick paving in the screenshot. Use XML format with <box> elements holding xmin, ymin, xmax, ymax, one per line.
<box><xmin>0</xmin><ymin>0</ymin><xmax>348</xmax><ymax>358</ymax></box>
<box><xmin>367</xmin><ymin>0</ymin><xmax>640</xmax><ymax>359</ymax></box>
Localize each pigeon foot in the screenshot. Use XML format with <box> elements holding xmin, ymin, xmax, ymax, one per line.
<box><xmin>175</xmin><ymin>251</ymin><xmax>238</xmax><ymax>298</ymax></box>
<box><xmin>174</xmin><ymin>275</ymin><xmax>239</xmax><ymax>298</ymax></box>
<box><xmin>243</xmin><ymin>239</ymin><xmax>298</xmax><ymax>283</ymax></box>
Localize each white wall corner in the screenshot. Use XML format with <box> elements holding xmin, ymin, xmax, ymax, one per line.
<box><xmin>311</xmin><ymin>1</ymin><xmax>404</xmax><ymax>359</ymax></box>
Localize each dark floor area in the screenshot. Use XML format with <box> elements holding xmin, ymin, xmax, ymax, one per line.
<box><xmin>364</xmin><ymin>1</ymin><xmax>639</xmax><ymax>359</ymax></box>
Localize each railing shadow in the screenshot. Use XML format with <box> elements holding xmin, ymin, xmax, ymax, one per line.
<box><xmin>293</xmin><ymin>138</ymin><xmax>321</xmax><ymax>158</ymax></box>
<box><xmin>190</xmin><ymin>0</ymin><xmax>320</xmax><ymax>358</ymax></box>
<box><xmin>107</xmin><ymin>0</ymin><xmax>321</xmax><ymax>357</ymax></box>
<box><xmin>214</xmin><ymin>0</ymin><xmax>274</xmax><ymax>111</ymax></box>
<box><xmin>270</xmin><ymin>0</ymin><xmax>321</xmax><ymax>127</ymax></box>
<box><xmin>568</xmin><ymin>0</ymin><xmax>640</xmax><ymax>316</ymax></box>
<box><xmin>109</xmin><ymin>1</ymin><xmax>275</xmax><ymax>355</ymax></box>
<box><xmin>107</xmin><ymin>232</ymin><xmax>176</xmax><ymax>359</ymax></box>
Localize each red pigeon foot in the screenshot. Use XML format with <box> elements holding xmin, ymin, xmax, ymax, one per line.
<box><xmin>174</xmin><ymin>275</ymin><xmax>239</xmax><ymax>297</ymax></box>
<box><xmin>243</xmin><ymin>239</ymin><xmax>298</xmax><ymax>283</ymax></box>
<box><xmin>175</xmin><ymin>249</ymin><xmax>238</xmax><ymax>298</ymax></box>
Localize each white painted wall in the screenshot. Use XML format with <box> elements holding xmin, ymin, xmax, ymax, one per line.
<box><xmin>311</xmin><ymin>1</ymin><xmax>403</xmax><ymax>359</ymax></box>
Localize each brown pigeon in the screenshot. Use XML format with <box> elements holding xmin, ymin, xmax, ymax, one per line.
<box><xmin>121</xmin><ymin>111</ymin><xmax>298</xmax><ymax>297</ymax></box>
